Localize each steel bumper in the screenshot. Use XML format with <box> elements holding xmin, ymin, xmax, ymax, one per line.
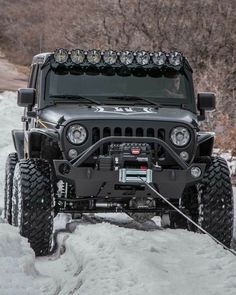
<box><xmin>53</xmin><ymin>136</ymin><xmax>206</xmax><ymax>199</ymax></box>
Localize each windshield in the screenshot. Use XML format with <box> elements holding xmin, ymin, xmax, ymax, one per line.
<box><xmin>45</xmin><ymin>68</ymin><xmax>191</xmax><ymax>104</ymax></box>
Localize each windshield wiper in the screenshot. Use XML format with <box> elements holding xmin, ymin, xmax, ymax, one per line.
<box><xmin>49</xmin><ymin>95</ymin><xmax>101</xmax><ymax>105</ymax></box>
<box><xmin>107</xmin><ymin>96</ymin><xmax>161</xmax><ymax>108</ymax></box>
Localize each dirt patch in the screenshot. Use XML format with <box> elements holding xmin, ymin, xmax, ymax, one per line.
<box><xmin>0</xmin><ymin>51</ymin><xmax>28</xmax><ymax>92</ymax></box>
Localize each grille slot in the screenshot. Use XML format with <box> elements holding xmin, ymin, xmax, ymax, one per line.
<box><xmin>136</xmin><ymin>128</ymin><xmax>143</xmax><ymax>136</ymax></box>
<box><xmin>147</xmin><ymin>128</ymin><xmax>154</xmax><ymax>137</ymax></box>
<box><xmin>125</xmin><ymin>127</ymin><xmax>133</xmax><ymax>136</ymax></box>
<box><xmin>157</xmin><ymin>129</ymin><xmax>166</xmax><ymax>159</ymax></box>
<box><xmin>103</xmin><ymin>127</ymin><xmax>111</xmax><ymax>154</ymax></box>
<box><xmin>114</xmin><ymin>127</ymin><xmax>122</xmax><ymax>136</ymax></box>
<box><xmin>92</xmin><ymin>127</ymin><xmax>100</xmax><ymax>144</ymax></box>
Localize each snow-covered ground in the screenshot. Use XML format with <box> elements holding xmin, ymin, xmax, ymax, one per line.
<box><xmin>1</xmin><ymin>91</ymin><xmax>236</xmax><ymax>295</ymax></box>
<box><xmin>0</xmin><ymin>91</ymin><xmax>22</xmax><ymax>207</ymax></box>
<box><xmin>0</xmin><ymin>223</ymin><xmax>57</xmax><ymax>295</ymax></box>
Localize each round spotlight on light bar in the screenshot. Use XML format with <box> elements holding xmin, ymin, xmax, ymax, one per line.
<box><xmin>136</xmin><ymin>50</ymin><xmax>150</xmax><ymax>65</ymax></box>
<box><xmin>87</xmin><ymin>49</ymin><xmax>102</xmax><ymax>64</ymax></box>
<box><xmin>103</xmin><ymin>50</ymin><xmax>117</xmax><ymax>65</ymax></box>
<box><xmin>120</xmin><ymin>50</ymin><xmax>134</xmax><ymax>65</ymax></box>
<box><xmin>152</xmin><ymin>51</ymin><xmax>166</xmax><ymax>66</ymax></box>
<box><xmin>70</xmin><ymin>49</ymin><xmax>85</xmax><ymax>64</ymax></box>
<box><xmin>168</xmin><ymin>52</ymin><xmax>183</xmax><ymax>66</ymax></box>
<box><xmin>54</xmin><ymin>48</ymin><xmax>69</xmax><ymax>63</ymax></box>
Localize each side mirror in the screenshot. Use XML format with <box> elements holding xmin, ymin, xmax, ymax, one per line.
<box><xmin>17</xmin><ymin>88</ymin><xmax>36</xmax><ymax>107</ymax></box>
<box><xmin>197</xmin><ymin>92</ymin><xmax>216</xmax><ymax>121</ymax></box>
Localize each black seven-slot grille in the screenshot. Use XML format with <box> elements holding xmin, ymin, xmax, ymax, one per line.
<box><xmin>64</xmin><ymin>120</ymin><xmax>194</xmax><ymax>165</ymax></box>
<box><xmin>92</xmin><ymin>126</ymin><xmax>165</xmax><ymax>158</ymax></box>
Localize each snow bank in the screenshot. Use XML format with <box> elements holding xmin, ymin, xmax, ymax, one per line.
<box><xmin>0</xmin><ymin>223</ymin><xmax>57</xmax><ymax>295</ymax></box>
<box><xmin>36</xmin><ymin>221</ymin><xmax>236</xmax><ymax>295</ymax></box>
<box><xmin>0</xmin><ymin>91</ymin><xmax>22</xmax><ymax>207</ymax></box>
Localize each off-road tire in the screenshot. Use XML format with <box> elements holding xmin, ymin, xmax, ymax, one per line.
<box><xmin>199</xmin><ymin>156</ymin><xmax>234</xmax><ymax>247</ymax></box>
<box><xmin>4</xmin><ymin>153</ymin><xmax>18</xmax><ymax>224</ymax></box>
<box><xmin>12</xmin><ymin>159</ymin><xmax>55</xmax><ymax>256</ymax></box>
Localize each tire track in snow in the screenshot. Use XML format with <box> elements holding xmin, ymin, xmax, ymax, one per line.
<box><xmin>36</xmin><ymin>215</ymin><xmax>236</xmax><ymax>295</ymax></box>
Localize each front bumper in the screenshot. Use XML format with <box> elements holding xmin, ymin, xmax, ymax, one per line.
<box><xmin>53</xmin><ymin>136</ymin><xmax>206</xmax><ymax>199</ymax></box>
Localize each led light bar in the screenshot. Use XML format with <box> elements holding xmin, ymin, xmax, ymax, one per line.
<box><xmin>52</xmin><ymin>48</ymin><xmax>184</xmax><ymax>67</ymax></box>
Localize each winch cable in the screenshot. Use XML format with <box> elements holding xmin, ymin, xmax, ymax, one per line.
<box><xmin>139</xmin><ymin>178</ymin><xmax>236</xmax><ymax>256</ymax></box>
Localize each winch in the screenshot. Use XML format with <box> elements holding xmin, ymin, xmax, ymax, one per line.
<box><xmin>97</xmin><ymin>143</ymin><xmax>153</xmax><ymax>183</ymax></box>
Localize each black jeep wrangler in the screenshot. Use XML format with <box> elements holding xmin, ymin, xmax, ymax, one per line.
<box><xmin>4</xmin><ymin>49</ymin><xmax>234</xmax><ymax>255</ymax></box>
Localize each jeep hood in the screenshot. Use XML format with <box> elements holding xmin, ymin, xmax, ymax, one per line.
<box><xmin>39</xmin><ymin>104</ymin><xmax>198</xmax><ymax>126</ymax></box>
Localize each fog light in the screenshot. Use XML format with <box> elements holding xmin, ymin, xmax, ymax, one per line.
<box><xmin>180</xmin><ymin>151</ymin><xmax>189</xmax><ymax>161</ymax></box>
<box><xmin>68</xmin><ymin>149</ymin><xmax>78</xmax><ymax>159</ymax></box>
<box><xmin>191</xmin><ymin>166</ymin><xmax>202</xmax><ymax>178</ymax></box>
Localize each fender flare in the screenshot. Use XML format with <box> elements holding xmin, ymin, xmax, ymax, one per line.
<box><xmin>12</xmin><ymin>129</ymin><xmax>24</xmax><ymax>159</ymax></box>
<box><xmin>27</xmin><ymin>128</ymin><xmax>59</xmax><ymax>158</ymax></box>
<box><xmin>196</xmin><ymin>132</ymin><xmax>215</xmax><ymax>156</ymax></box>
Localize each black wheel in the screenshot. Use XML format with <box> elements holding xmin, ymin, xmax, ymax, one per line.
<box><xmin>4</xmin><ymin>153</ymin><xmax>18</xmax><ymax>224</ymax></box>
<box><xmin>12</xmin><ymin>159</ymin><xmax>55</xmax><ymax>256</ymax></box>
<box><xmin>198</xmin><ymin>157</ymin><xmax>234</xmax><ymax>247</ymax></box>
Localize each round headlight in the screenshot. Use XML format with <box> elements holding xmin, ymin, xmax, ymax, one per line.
<box><xmin>71</xmin><ymin>49</ymin><xmax>85</xmax><ymax>64</ymax></box>
<box><xmin>54</xmin><ymin>48</ymin><xmax>69</xmax><ymax>63</ymax></box>
<box><xmin>87</xmin><ymin>49</ymin><xmax>101</xmax><ymax>64</ymax></box>
<box><xmin>170</xmin><ymin>127</ymin><xmax>190</xmax><ymax>147</ymax></box>
<box><xmin>67</xmin><ymin>125</ymin><xmax>87</xmax><ymax>144</ymax></box>
<box><xmin>152</xmin><ymin>51</ymin><xmax>166</xmax><ymax>65</ymax></box>
<box><xmin>120</xmin><ymin>50</ymin><xmax>134</xmax><ymax>65</ymax></box>
<box><xmin>168</xmin><ymin>52</ymin><xmax>183</xmax><ymax>66</ymax></box>
<box><xmin>103</xmin><ymin>50</ymin><xmax>117</xmax><ymax>65</ymax></box>
<box><xmin>136</xmin><ymin>50</ymin><xmax>150</xmax><ymax>65</ymax></box>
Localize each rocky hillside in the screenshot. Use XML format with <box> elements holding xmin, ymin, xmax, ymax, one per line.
<box><xmin>0</xmin><ymin>51</ymin><xmax>27</xmax><ymax>91</ymax></box>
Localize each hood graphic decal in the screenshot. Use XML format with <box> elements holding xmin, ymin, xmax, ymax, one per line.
<box><xmin>93</xmin><ymin>106</ymin><xmax>157</xmax><ymax>115</ymax></box>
